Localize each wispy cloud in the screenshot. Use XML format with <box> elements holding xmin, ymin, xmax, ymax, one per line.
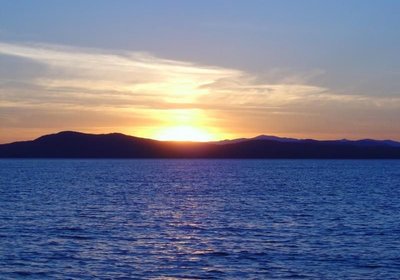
<box><xmin>0</xmin><ymin>42</ymin><xmax>399</xmax><ymax>142</ymax></box>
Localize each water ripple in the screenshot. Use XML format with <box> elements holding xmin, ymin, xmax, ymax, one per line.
<box><xmin>0</xmin><ymin>159</ymin><xmax>400</xmax><ymax>279</ymax></box>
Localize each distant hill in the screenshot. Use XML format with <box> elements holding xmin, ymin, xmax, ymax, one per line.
<box><xmin>215</xmin><ymin>135</ymin><xmax>303</xmax><ymax>144</ymax></box>
<box><xmin>216</xmin><ymin>134</ymin><xmax>400</xmax><ymax>147</ymax></box>
<box><xmin>0</xmin><ymin>131</ymin><xmax>400</xmax><ymax>158</ymax></box>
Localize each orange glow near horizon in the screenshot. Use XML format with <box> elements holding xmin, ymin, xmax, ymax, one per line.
<box><xmin>136</xmin><ymin>109</ymin><xmax>225</xmax><ymax>142</ymax></box>
<box><xmin>153</xmin><ymin>125</ymin><xmax>216</xmax><ymax>142</ymax></box>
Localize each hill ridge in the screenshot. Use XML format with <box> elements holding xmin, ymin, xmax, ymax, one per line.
<box><xmin>1</xmin><ymin>131</ymin><xmax>399</xmax><ymax>158</ymax></box>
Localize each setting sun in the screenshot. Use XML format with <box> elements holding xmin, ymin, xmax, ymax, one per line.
<box><xmin>154</xmin><ymin>126</ymin><xmax>215</xmax><ymax>142</ymax></box>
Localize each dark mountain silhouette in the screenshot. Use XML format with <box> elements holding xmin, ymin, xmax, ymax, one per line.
<box><xmin>1</xmin><ymin>131</ymin><xmax>400</xmax><ymax>158</ymax></box>
<box><xmin>216</xmin><ymin>134</ymin><xmax>400</xmax><ymax>146</ymax></box>
<box><xmin>215</xmin><ymin>135</ymin><xmax>301</xmax><ymax>144</ymax></box>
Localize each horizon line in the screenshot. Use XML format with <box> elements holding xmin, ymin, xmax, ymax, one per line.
<box><xmin>1</xmin><ymin>130</ymin><xmax>400</xmax><ymax>146</ymax></box>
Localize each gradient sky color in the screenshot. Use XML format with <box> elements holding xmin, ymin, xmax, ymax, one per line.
<box><xmin>0</xmin><ymin>0</ymin><xmax>399</xmax><ymax>143</ymax></box>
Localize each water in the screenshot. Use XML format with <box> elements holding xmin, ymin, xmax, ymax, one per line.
<box><xmin>0</xmin><ymin>160</ymin><xmax>399</xmax><ymax>279</ymax></box>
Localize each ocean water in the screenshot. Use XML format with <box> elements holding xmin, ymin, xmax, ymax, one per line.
<box><xmin>0</xmin><ymin>160</ymin><xmax>399</xmax><ymax>279</ymax></box>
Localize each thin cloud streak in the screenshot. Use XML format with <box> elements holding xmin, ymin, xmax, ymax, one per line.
<box><xmin>0</xmin><ymin>42</ymin><xmax>399</xmax><ymax>143</ymax></box>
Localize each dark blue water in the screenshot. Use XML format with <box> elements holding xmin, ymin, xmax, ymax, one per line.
<box><xmin>0</xmin><ymin>160</ymin><xmax>399</xmax><ymax>279</ymax></box>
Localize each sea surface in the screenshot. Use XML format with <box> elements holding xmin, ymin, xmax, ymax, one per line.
<box><xmin>0</xmin><ymin>159</ymin><xmax>399</xmax><ymax>279</ymax></box>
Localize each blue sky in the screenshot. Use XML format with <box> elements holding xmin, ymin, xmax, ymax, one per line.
<box><xmin>0</xmin><ymin>0</ymin><xmax>399</xmax><ymax>142</ymax></box>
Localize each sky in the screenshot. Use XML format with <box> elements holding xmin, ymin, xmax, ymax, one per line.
<box><xmin>0</xmin><ymin>0</ymin><xmax>400</xmax><ymax>143</ymax></box>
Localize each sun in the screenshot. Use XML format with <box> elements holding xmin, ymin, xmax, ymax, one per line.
<box><xmin>154</xmin><ymin>125</ymin><xmax>214</xmax><ymax>142</ymax></box>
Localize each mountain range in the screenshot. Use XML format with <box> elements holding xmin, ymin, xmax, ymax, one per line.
<box><xmin>0</xmin><ymin>131</ymin><xmax>400</xmax><ymax>158</ymax></box>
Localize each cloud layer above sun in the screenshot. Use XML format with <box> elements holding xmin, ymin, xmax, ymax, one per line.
<box><xmin>0</xmin><ymin>42</ymin><xmax>399</xmax><ymax>143</ymax></box>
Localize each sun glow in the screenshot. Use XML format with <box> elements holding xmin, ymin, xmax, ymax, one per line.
<box><xmin>154</xmin><ymin>126</ymin><xmax>215</xmax><ymax>142</ymax></box>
